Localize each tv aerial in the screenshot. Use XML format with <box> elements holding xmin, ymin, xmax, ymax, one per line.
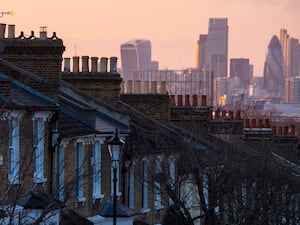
<box><xmin>0</xmin><ymin>11</ymin><xmax>13</xmax><ymax>17</ymax></box>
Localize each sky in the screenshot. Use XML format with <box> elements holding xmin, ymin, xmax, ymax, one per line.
<box><xmin>1</xmin><ymin>0</ymin><xmax>300</xmax><ymax>76</ymax></box>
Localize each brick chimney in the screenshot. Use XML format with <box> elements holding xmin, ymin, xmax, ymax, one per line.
<box><xmin>0</xmin><ymin>28</ymin><xmax>65</xmax><ymax>100</ymax></box>
<box><xmin>62</xmin><ymin>57</ymin><xmax>123</xmax><ymax>105</ymax></box>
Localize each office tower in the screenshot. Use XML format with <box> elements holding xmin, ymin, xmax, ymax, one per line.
<box><xmin>279</xmin><ymin>29</ymin><xmax>300</xmax><ymax>77</ymax></box>
<box><xmin>263</xmin><ymin>35</ymin><xmax>284</xmax><ymax>99</ymax></box>
<box><xmin>289</xmin><ymin>38</ymin><xmax>300</xmax><ymax>77</ymax></box>
<box><xmin>230</xmin><ymin>58</ymin><xmax>252</xmax><ymax>87</ymax></box>
<box><xmin>205</xmin><ymin>18</ymin><xmax>228</xmax><ymax>78</ymax></box>
<box><xmin>151</xmin><ymin>61</ymin><xmax>159</xmax><ymax>70</ymax></box>
<box><xmin>196</xmin><ymin>34</ymin><xmax>207</xmax><ymax>70</ymax></box>
<box><xmin>285</xmin><ymin>76</ymin><xmax>300</xmax><ymax>103</ymax></box>
<box><xmin>120</xmin><ymin>39</ymin><xmax>152</xmax><ymax>81</ymax></box>
<box><xmin>214</xmin><ymin>77</ymin><xmax>227</xmax><ymax>106</ymax></box>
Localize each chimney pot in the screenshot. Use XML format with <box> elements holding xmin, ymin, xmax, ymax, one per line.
<box><xmin>184</xmin><ymin>95</ymin><xmax>190</xmax><ymax>106</ymax></box>
<box><xmin>170</xmin><ymin>95</ymin><xmax>175</xmax><ymax>106</ymax></box>
<box><xmin>272</xmin><ymin>126</ymin><xmax>277</xmax><ymax>135</ymax></box>
<box><xmin>91</xmin><ymin>57</ymin><xmax>98</xmax><ymax>73</ymax></box>
<box><xmin>278</xmin><ymin>127</ymin><xmax>283</xmax><ymax>135</ymax></box>
<box><xmin>192</xmin><ymin>95</ymin><xmax>198</xmax><ymax>107</ymax></box>
<box><xmin>151</xmin><ymin>81</ymin><xmax>157</xmax><ymax>94</ymax></box>
<box><xmin>63</xmin><ymin>58</ymin><xmax>71</xmax><ymax>72</ymax></box>
<box><xmin>245</xmin><ymin>119</ymin><xmax>250</xmax><ymax>128</ymax></box>
<box><xmin>81</xmin><ymin>56</ymin><xmax>89</xmax><ymax>73</ymax></box>
<box><xmin>177</xmin><ymin>95</ymin><xmax>183</xmax><ymax>107</ymax></box>
<box><xmin>201</xmin><ymin>95</ymin><xmax>207</xmax><ymax>106</ymax></box>
<box><xmin>72</xmin><ymin>56</ymin><xmax>80</xmax><ymax>73</ymax></box>
<box><xmin>100</xmin><ymin>57</ymin><xmax>108</xmax><ymax>72</ymax></box>
<box><xmin>0</xmin><ymin>23</ymin><xmax>6</xmax><ymax>38</ymax></box>
<box><xmin>290</xmin><ymin>125</ymin><xmax>296</xmax><ymax>135</ymax></box>
<box><xmin>39</xmin><ymin>26</ymin><xmax>47</xmax><ymax>39</ymax></box>
<box><xmin>8</xmin><ymin>24</ymin><xmax>15</xmax><ymax>38</ymax></box>
<box><xmin>110</xmin><ymin>56</ymin><xmax>118</xmax><ymax>73</ymax></box>
<box><xmin>160</xmin><ymin>81</ymin><xmax>167</xmax><ymax>94</ymax></box>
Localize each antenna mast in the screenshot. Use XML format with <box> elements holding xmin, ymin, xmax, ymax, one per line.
<box><xmin>0</xmin><ymin>11</ymin><xmax>13</xmax><ymax>17</ymax></box>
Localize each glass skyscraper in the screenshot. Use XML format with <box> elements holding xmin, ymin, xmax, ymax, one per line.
<box><xmin>120</xmin><ymin>39</ymin><xmax>152</xmax><ymax>81</ymax></box>
<box><xmin>205</xmin><ymin>18</ymin><xmax>228</xmax><ymax>78</ymax></box>
<box><xmin>263</xmin><ymin>35</ymin><xmax>285</xmax><ymax>99</ymax></box>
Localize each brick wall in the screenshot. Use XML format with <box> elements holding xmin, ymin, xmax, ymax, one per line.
<box><xmin>62</xmin><ymin>73</ymin><xmax>122</xmax><ymax>105</ymax></box>
<box><xmin>0</xmin><ymin>111</ymin><xmax>53</xmax><ymax>204</ymax></box>
<box><xmin>120</xmin><ymin>94</ymin><xmax>170</xmax><ymax>122</ymax></box>
<box><xmin>0</xmin><ymin>38</ymin><xmax>65</xmax><ymax>100</ymax></box>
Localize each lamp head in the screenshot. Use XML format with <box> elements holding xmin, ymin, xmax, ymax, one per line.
<box><xmin>107</xmin><ymin>129</ymin><xmax>125</xmax><ymax>165</ymax></box>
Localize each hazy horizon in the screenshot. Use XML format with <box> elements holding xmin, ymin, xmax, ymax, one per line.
<box><xmin>1</xmin><ymin>0</ymin><xmax>299</xmax><ymax>76</ymax></box>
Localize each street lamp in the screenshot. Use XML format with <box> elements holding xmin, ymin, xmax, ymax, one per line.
<box><xmin>107</xmin><ymin>128</ymin><xmax>125</xmax><ymax>225</ymax></box>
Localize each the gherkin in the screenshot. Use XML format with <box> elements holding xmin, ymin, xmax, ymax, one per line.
<box><xmin>263</xmin><ymin>35</ymin><xmax>285</xmax><ymax>100</ymax></box>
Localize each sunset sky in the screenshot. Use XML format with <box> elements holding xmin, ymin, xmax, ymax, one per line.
<box><xmin>1</xmin><ymin>0</ymin><xmax>299</xmax><ymax>75</ymax></box>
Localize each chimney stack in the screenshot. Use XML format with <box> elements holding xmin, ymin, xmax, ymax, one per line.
<box><xmin>0</xmin><ymin>23</ymin><xmax>6</xmax><ymax>38</ymax></box>
<box><xmin>64</xmin><ymin>58</ymin><xmax>71</xmax><ymax>72</ymax></box>
<box><xmin>8</xmin><ymin>24</ymin><xmax>15</xmax><ymax>38</ymax></box>
<box><xmin>73</xmin><ymin>56</ymin><xmax>80</xmax><ymax>73</ymax></box>
<box><xmin>39</xmin><ymin>26</ymin><xmax>47</xmax><ymax>39</ymax></box>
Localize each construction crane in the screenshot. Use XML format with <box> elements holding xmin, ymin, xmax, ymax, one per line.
<box><xmin>0</xmin><ymin>11</ymin><xmax>13</xmax><ymax>17</ymax></box>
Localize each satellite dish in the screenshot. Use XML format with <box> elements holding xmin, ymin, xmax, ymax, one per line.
<box><xmin>0</xmin><ymin>42</ymin><xmax>4</xmax><ymax>53</ymax></box>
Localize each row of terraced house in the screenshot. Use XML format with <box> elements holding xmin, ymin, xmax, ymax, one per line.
<box><xmin>0</xmin><ymin>24</ymin><xmax>299</xmax><ymax>225</ymax></box>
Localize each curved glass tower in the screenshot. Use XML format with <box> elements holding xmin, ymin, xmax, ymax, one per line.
<box><xmin>263</xmin><ymin>35</ymin><xmax>284</xmax><ymax>99</ymax></box>
<box><xmin>120</xmin><ymin>39</ymin><xmax>152</xmax><ymax>81</ymax></box>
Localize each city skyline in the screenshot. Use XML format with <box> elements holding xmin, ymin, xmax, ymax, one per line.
<box><xmin>1</xmin><ymin>0</ymin><xmax>299</xmax><ymax>76</ymax></box>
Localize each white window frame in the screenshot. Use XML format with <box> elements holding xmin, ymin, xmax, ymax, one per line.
<box><xmin>168</xmin><ymin>156</ymin><xmax>176</xmax><ymax>206</ymax></box>
<box><xmin>141</xmin><ymin>158</ymin><xmax>150</xmax><ymax>213</ymax></box>
<box><xmin>32</xmin><ymin>111</ymin><xmax>52</xmax><ymax>183</ymax></box>
<box><xmin>154</xmin><ymin>156</ymin><xmax>163</xmax><ymax>210</ymax></box>
<box><xmin>56</xmin><ymin>144</ymin><xmax>65</xmax><ymax>201</ymax></box>
<box><xmin>32</xmin><ymin>117</ymin><xmax>45</xmax><ymax>183</ymax></box>
<box><xmin>92</xmin><ymin>139</ymin><xmax>104</xmax><ymax>200</ymax></box>
<box><xmin>128</xmin><ymin>161</ymin><xmax>135</xmax><ymax>209</ymax></box>
<box><xmin>75</xmin><ymin>141</ymin><xmax>85</xmax><ymax>202</ymax></box>
<box><xmin>8</xmin><ymin>117</ymin><xmax>20</xmax><ymax>185</ymax></box>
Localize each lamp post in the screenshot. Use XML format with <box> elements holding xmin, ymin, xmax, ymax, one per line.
<box><xmin>107</xmin><ymin>128</ymin><xmax>125</xmax><ymax>225</ymax></box>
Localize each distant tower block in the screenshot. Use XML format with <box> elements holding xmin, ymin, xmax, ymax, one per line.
<box><xmin>120</xmin><ymin>39</ymin><xmax>152</xmax><ymax>80</ymax></box>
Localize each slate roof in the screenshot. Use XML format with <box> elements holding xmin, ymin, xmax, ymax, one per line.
<box><xmin>61</xmin><ymin>208</ymin><xmax>94</xmax><ymax>225</ymax></box>
<box><xmin>99</xmin><ymin>201</ymin><xmax>137</xmax><ymax>217</ymax></box>
<box><xmin>19</xmin><ymin>190</ymin><xmax>64</xmax><ymax>210</ymax></box>
<box><xmin>59</xmin><ymin>81</ymin><xmax>130</xmax><ymax>134</ymax></box>
<box><xmin>0</xmin><ymin>73</ymin><xmax>58</xmax><ymax>110</ymax></box>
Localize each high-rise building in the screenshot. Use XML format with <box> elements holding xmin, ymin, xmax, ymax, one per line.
<box><xmin>205</xmin><ymin>18</ymin><xmax>228</xmax><ymax>78</ymax></box>
<box><xmin>120</xmin><ymin>39</ymin><xmax>152</xmax><ymax>81</ymax></box>
<box><xmin>285</xmin><ymin>76</ymin><xmax>300</xmax><ymax>103</ymax></box>
<box><xmin>279</xmin><ymin>29</ymin><xmax>300</xmax><ymax>77</ymax></box>
<box><xmin>230</xmin><ymin>58</ymin><xmax>252</xmax><ymax>87</ymax></box>
<box><xmin>289</xmin><ymin>37</ymin><xmax>300</xmax><ymax>77</ymax></box>
<box><xmin>263</xmin><ymin>35</ymin><xmax>285</xmax><ymax>99</ymax></box>
<box><xmin>196</xmin><ymin>34</ymin><xmax>207</xmax><ymax>70</ymax></box>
